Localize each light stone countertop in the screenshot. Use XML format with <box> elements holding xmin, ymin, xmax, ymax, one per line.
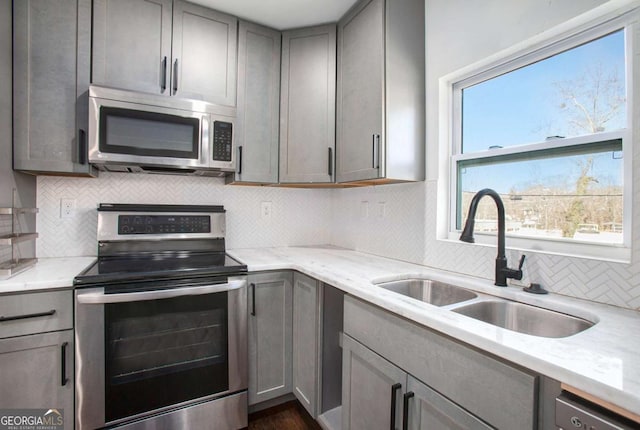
<box><xmin>0</xmin><ymin>257</ymin><xmax>96</xmax><ymax>294</ymax></box>
<box><xmin>227</xmin><ymin>246</ymin><xmax>640</xmax><ymax>416</ymax></box>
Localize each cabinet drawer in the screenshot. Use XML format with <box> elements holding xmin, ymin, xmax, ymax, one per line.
<box><xmin>344</xmin><ymin>295</ymin><xmax>537</xmax><ymax>430</ymax></box>
<box><xmin>0</xmin><ymin>290</ymin><xmax>73</xmax><ymax>339</ymax></box>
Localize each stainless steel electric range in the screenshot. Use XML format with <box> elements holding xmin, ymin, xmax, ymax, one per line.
<box><xmin>74</xmin><ymin>204</ymin><xmax>247</xmax><ymax>430</ymax></box>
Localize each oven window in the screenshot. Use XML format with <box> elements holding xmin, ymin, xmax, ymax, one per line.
<box><xmin>104</xmin><ymin>292</ymin><xmax>228</xmax><ymax>423</ymax></box>
<box><xmin>100</xmin><ymin>107</ymin><xmax>200</xmax><ymax>159</ymax></box>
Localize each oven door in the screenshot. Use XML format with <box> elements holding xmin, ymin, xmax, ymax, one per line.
<box><xmin>75</xmin><ymin>277</ymin><xmax>247</xmax><ymax>429</ymax></box>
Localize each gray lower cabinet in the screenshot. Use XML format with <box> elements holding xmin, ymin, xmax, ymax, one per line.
<box><xmin>93</xmin><ymin>0</ymin><xmax>237</xmax><ymax>106</ymax></box>
<box><xmin>279</xmin><ymin>25</ymin><xmax>336</xmax><ymax>184</ymax></box>
<box><xmin>248</xmin><ymin>272</ymin><xmax>293</xmax><ymax>405</ymax></box>
<box><xmin>0</xmin><ymin>290</ymin><xmax>74</xmax><ymax>430</ymax></box>
<box><xmin>342</xmin><ymin>333</ymin><xmax>407</xmax><ymax>430</ymax></box>
<box><xmin>13</xmin><ymin>0</ymin><xmax>95</xmax><ymax>175</ymax></box>
<box><xmin>232</xmin><ymin>21</ymin><xmax>282</xmax><ymax>184</ymax></box>
<box><xmin>344</xmin><ymin>295</ymin><xmax>537</xmax><ymax>429</ymax></box>
<box><xmin>336</xmin><ymin>0</ymin><xmax>425</xmax><ymax>183</ymax></box>
<box><xmin>342</xmin><ymin>334</ymin><xmax>491</xmax><ymax>430</ymax></box>
<box><xmin>292</xmin><ymin>272</ymin><xmax>322</xmax><ymax>417</ymax></box>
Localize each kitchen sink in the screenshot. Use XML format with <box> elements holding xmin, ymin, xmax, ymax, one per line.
<box><xmin>451</xmin><ymin>300</ymin><xmax>595</xmax><ymax>338</ymax></box>
<box><xmin>376</xmin><ymin>279</ymin><xmax>478</xmax><ymax>307</ymax></box>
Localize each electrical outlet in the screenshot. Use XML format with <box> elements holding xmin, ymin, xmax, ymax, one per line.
<box><xmin>261</xmin><ymin>201</ymin><xmax>272</xmax><ymax>220</ymax></box>
<box><xmin>60</xmin><ymin>199</ymin><xmax>76</xmax><ymax>219</ymax></box>
<box><xmin>378</xmin><ymin>202</ymin><xmax>386</xmax><ymax>219</ymax></box>
<box><xmin>360</xmin><ymin>201</ymin><xmax>369</xmax><ymax>218</ymax></box>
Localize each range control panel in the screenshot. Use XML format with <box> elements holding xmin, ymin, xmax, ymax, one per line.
<box><xmin>212</xmin><ymin>121</ymin><xmax>233</xmax><ymax>162</ymax></box>
<box><xmin>118</xmin><ymin>215</ymin><xmax>211</xmax><ymax>235</ymax></box>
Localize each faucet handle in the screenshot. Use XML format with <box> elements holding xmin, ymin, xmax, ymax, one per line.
<box><xmin>518</xmin><ymin>254</ymin><xmax>526</xmax><ymax>270</ymax></box>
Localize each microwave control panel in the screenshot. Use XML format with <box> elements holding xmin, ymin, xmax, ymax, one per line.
<box><xmin>212</xmin><ymin>121</ymin><xmax>233</xmax><ymax>162</ymax></box>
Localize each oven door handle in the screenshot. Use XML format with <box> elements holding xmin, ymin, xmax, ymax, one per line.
<box><xmin>76</xmin><ymin>279</ymin><xmax>246</xmax><ymax>304</ymax></box>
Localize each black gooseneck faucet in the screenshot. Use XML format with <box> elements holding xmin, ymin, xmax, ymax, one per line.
<box><xmin>459</xmin><ymin>188</ymin><xmax>526</xmax><ymax>286</ymax></box>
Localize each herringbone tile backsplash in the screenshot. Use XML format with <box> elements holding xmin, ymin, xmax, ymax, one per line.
<box><xmin>38</xmin><ymin>174</ymin><xmax>640</xmax><ymax>310</ymax></box>
<box><xmin>37</xmin><ymin>173</ymin><xmax>332</xmax><ymax>258</ymax></box>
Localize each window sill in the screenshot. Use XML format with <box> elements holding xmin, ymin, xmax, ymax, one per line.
<box><xmin>444</xmin><ymin>231</ymin><xmax>631</xmax><ymax>264</ymax></box>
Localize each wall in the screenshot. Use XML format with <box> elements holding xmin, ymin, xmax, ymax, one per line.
<box><xmin>0</xmin><ymin>0</ymin><xmax>37</xmax><ymax>262</ymax></box>
<box><xmin>37</xmin><ymin>174</ymin><xmax>332</xmax><ymax>257</ymax></box>
<box><xmin>332</xmin><ymin>0</ymin><xmax>640</xmax><ymax>311</ymax></box>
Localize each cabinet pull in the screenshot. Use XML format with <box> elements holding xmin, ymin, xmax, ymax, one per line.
<box><xmin>161</xmin><ymin>56</ymin><xmax>168</xmax><ymax>92</ymax></box>
<box><xmin>238</xmin><ymin>146</ymin><xmax>243</xmax><ymax>175</ymax></box>
<box><xmin>78</xmin><ymin>129</ymin><xmax>87</xmax><ymax>165</ymax></box>
<box><xmin>402</xmin><ymin>391</ymin><xmax>414</xmax><ymax>430</ymax></box>
<box><xmin>250</xmin><ymin>282</ymin><xmax>256</xmax><ymax>316</ymax></box>
<box><xmin>173</xmin><ymin>59</ymin><xmax>179</xmax><ymax>95</ymax></box>
<box><xmin>61</xmin><ymin>341</ymin><xmax>69</xmax><ymax>386</ymax></box>
<box><xmin>0</xmin><ymin>309</ymin><xmax>56</xmax><ymax>322</ymax></box>
<box><xmin>328</xmin><ymin>147</ymin><xmax>333</xmax><ymax>176</ymax></box>
<box><xmin>390</xmin><ymin>383</ymin><xmax>402</xmax><ymax>430</ymax></box>
<box><xmin>372</xmin><ymin>134</ymin><xmax>376</xmax><ymax>168</ymax></box>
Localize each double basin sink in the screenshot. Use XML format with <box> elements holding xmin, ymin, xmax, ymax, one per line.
<box><xmin>376</xmin><ymin>278</ymin><xmax>595</xmax><ymax>338</ymax></box>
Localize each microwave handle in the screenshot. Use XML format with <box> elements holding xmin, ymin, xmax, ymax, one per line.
<box><xmin>76</xmin><ymin>279</ymin><xmax>246</xmax><ymax>304</ymax></box>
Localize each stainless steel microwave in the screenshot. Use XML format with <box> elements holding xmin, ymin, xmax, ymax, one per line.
<box><xmin>88</xmin><ymin>85</ymin><xmax>236</xmax><ymax>176</ymax></box>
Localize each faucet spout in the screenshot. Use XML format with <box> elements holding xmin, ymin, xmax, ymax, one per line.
<box><xmin>459</xmin><ymin>188</ymin><xmax>523</xmax><ymax>286</ymax></box>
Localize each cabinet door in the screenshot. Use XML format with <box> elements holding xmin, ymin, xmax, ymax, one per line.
<box><xmin>292</xmin><ymin>272</ymin><xmax>321</xmax><ymax>417</ymax></box>
<box><xmin>248</xmin><ymin>272</ymin><xmax>293</xmax><ymax>405</ymax></box>
<box><xmin>93</xmin><ymin>0</ymin><xmax>173</xmax><ymax>95</ymax></box>
<box><xmin>336</xmin><ymin>0</ymin><xmax>385</xmax><ymax>183</ymax></box>
<box><xmin>342</xmin><ymin>334</ymin><xmax>407</xmax><ymax>430</ymax></box>
<box><xmin>280</xmin><ymin>26</ymin><xmax>336</xmax><ymax>183</ymax></box>
<box><xmin>13</xmin><ymin>0</ymin><xmax>94</xmax><ymax>175</ymax></box>
<box><xmin>406</xmin><ymin>376</ymin><xmax>493</xmax><ymax>430</ymax></box>
<box><xmin>234</xmin><ymin>21</ymin><xmax>281</xmax><ymax>183</ymax></box>
<box><xmin>172</xmin><ymin>1</ymin><xmax>237</xmax><ymax>106</ymax></box>
<box><xmin>0</xmin><ymin>331</ymin><xmax>74</xmax><ymax>430</ymax></box>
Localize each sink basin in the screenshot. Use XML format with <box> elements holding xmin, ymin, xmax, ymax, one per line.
<box><xmin>452</xmin><ymin>300</ymin><xmax>594</xmax><ymax>338</ymax></box>
<box><xmin>376</xmin><ymin>279</ymin><xmax>477</xmax><ymax>307</ymax></box>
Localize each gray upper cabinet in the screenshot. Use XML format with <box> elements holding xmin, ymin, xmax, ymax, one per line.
<box><xmin>13</xmin><ymin>0</ymin><xmax>95</xmax><ymax>175</ymax></box>
<box><xmin>92</xmin><ymin>0</ymin><xmax>173</xmax><ymax>96</ymax></box>
<box><xmin>248</xmin><ymin>272</ymin><xmax>293</xmax><ymax>405</ymax></box>
<box><xmin>336</xmin><ymin>0</ymin><xmax>425</xmax><ymax>183</ymax></box>
<box><xmin>280</xmin><ymin>25</ymin><xmax>336</xmax><ymax>184</ymax></box>
<box><xmin>233</xmin><ymin>21</ymin><xmax>281</xmax><ymax>184</ymax></box>
<box><xmin>292</xmin><ymin>272</ymin><xmax>322</xmax><ymax>417</ymax></box>
<box><xmin>92</xmin><ymin>0</ymin><xmax>237</xmax><ymax>106</ymax></box>
<box><xmin>171</xmin><ymin>1</ymin><xmax>237</xmax><ymax>105</ymax></box>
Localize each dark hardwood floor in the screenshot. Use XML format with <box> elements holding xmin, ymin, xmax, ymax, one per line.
<box><xmin>248</xmin><ymin>401</ymin><xmax>322</xmax><ymax>430</ymax></box>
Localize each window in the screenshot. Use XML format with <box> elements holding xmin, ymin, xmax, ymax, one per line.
<box><xmin>448</xmin><ymin>15</ymin><xmax>635</xmax><ymax>259</ymax></box>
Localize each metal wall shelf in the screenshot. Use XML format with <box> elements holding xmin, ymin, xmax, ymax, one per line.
<box><xmin>0</xmin><ymin>207</ymin><xmax>38</xmax><ymax>215</ymax></box>
<box><xmin>0</xmin><ymin>258</ymin><xmax>37</xmax><ymax>278</ymax></box>
<box><xmin>0</xmin><ymin>233</ymin><xmax>39</xmax><ymax>246</ymax></box>
<box><xmin>0</xmin><ymin>190</ymin><xmax>38</xmax><ymax>279</ymax></box>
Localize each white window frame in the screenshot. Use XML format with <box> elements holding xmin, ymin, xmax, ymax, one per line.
<box><xmin>441</xmin><ymin>5</ymin><xmax>639</xmax><ymax>263</ymax></box>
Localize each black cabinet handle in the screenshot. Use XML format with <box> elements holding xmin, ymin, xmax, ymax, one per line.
<box><xmin>390</xmin><ymin>383</ymin><xmax>402</xmax><ymax>430</ymax></box>
<box><xmin>238</xmin><ymin>146</ymin><xmax>243</xmax><ymax>175</ymax></box>
<box><xmin>161</xmin><ymin>56</ymin><xmax>168</xmax><ymax>92</ymax></box>
<box><xmin>173</xmin><ymin>59</ymin><xmax>179</xmax><ymax>95</ymax></box>
<box><xmin>250</xmin><ymin>283</ymin><xmax>256</xmax><ymax>316</ymax></box>
<box><xmin>0</xmin><ymin>309</ymin><xmax>56</xmax><ymax>323</ymax></box>
<box><xmin>372</xmin><ymin>134</ymin><xmax>376</xmax><ymax>168</ymax></box>
<box><xmin>61</xmin><ymin>341</ymin><xmax>69</xmax><ymax>386</ymax></box>
<box><xmin>78</xmin><ymin>129</ymin><xmax>87</xmax><ymax>165</ymax></box>
<box><xmin>328</xmin><ymin>147</ymin><xmax>333</xmax><ymax>176</ymax></box>
<box><xmin>402</xmin><ymin>391</ymin><xmax>414</xmax><ymax>430</ymax></box>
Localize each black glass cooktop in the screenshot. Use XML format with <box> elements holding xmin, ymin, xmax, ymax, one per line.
<box><xmin>74</xmin><ymin>252</ymin><xmax>246</xmax><ymax>286</ymax></box>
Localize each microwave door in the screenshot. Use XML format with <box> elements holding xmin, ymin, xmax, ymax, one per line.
<box><xmin>88</xmin><ymin>97</ymin><xmax>208</xmax><ymax>169</ymax></box>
